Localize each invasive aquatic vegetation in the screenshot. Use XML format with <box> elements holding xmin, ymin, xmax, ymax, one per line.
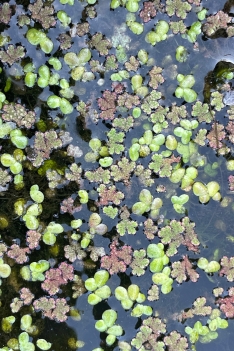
<box><xmin>1</xmin><ymin>0</ymin><xmax>234</xmax><ymax>350</ymax></box>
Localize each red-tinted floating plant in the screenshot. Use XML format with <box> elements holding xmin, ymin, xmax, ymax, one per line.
<box><xmin>143</xmin><ymin>218</ymin><xmax>158</xmax><ymax>240</ymax></box>
<box><xmin>0</xmin><ymin>168</ymin><xmax>12</xmax><ymax>189</ymax></box>
<box><xmin>26</xmin><ymin>230</ymin><xmax>41</xmax><ymax>249</ymax></box>
<box><xmin>140</xmin><ymin>2</ymin><xmax>157</xmax><ymax>23</ymax></box>
<box><xmin>149</xmin><ymin>66</ymin><xmax>164</xmax><ymax>89</ymax></box>
<box><xmin>28</xmin><ymin>131</ymin><xmax>62</xmax><ymax>167</ymax></box>
<box><xmin>33</xmin><ymin>297</ymin><xmax>70</xmax><ymax>322</ymax></box>
<box><xmin>191</xmin><ymin>101</ymin><xmax>214</xmax><ymax>123</ymax></box>
<box><xmin>97</xmin><ymin>184</ymin><xmax>124</xmax><ymax>206</ymax></box>
<box><xmin>41</xmin><ymin>262</ymin><xmax>74</xmax><ymax>295</ymax></box>
<box><xmin>97</xmin><ymin>90</ymin><xmax>117</xmax><ymax>120</ymax></box>
<box><xmin>116</xmin><ymin>206</ymin><xmax>138</xmax><ymax>236</ymax></box>
<box><xmin>60</xmin><ymin>197</ymin><xmax>82</xmax><ymax>215</ymax></box>
<box><xmin>89</xmin><ymin>33</ymin><xmax>112</xmax><ymax>56</ymax></box>
<box><xmin>207</xmin><ymin>123</ymin><xmax>226</xmax><ymax>150</ymax></box>
<box><xmin>85</xmin><ymin>167</ymin><xmax>111</xmax><ymax>184</ymax></box>
<box><xmin>171</xmin><ymin>255</ymin><xmax>199</xmax><ymax>283</ymax></box>
<box><xmin>226</xmin><ymin>121</ymin><xmax>234</xmax><ymax>143</ymax></box>
<box><xmin>65</xmin><ymin>163</ymin><xmax>83</xmax><ymax>185</ymax></box>
<box><xmin>217</xmin><ymin>287</ymin><xmax>234</xmax><ymax>318</ymax></box>
<box><xmin>101</xmin><ymin>240</ymin><xmax>132</xmax><ymax>275</ymax></box>
<box><xmin>0</xmin><ymin>45</ymin><xmax>25</xmax><ymax>65</ymax></box>
<box><xmin>117</xmin><ymin>92</ymin><xmax>140</xmax><ymax>109</ymax></box>
<box><xmin>0</xmin><ymin>3</ymin><xmax>11</xmax><ymax>24</ymax></box>
<box><xmin>181</xmin><ymin>297</ymin><xmax>212</xmax><ymax>320</ymax></box>
<box><xmin>166</xmin><ymin>0</ymin><xmax>191</xmax><ymax>19</ymax></box>
<box><xmin>64</xmin><ymin>242</ymin><xmax>86</xmax><ymax>263</ymax></box>
<box><xmin>2</xmin><ymin>103</ymin><xmax>36</xmax><ymax>129</ymax></box>
<box><xmin>7</xmin><ymin>244</ymin><xmax>30</xmax><ymax>264</ymax></box>
<box><xmin>28</xmin><ymin>0</ymin><xmax>56</xmax><ymax>29</ymax></box>
<box><xmin>164</xmin><ymin>330</ymin><xmax>188</xmax><ymax>351</ymax></box>
<box><xmin>131</xmin><ymin>316</ymin><xmax>166</xmax><ymax>350</ymax></box>
<box><xmin>228</xmin><ymin>175</ymin><xmax>234</xmax><ymax>191</ymax></box>
<box><xmin>20</xmin><ymin>287</ymin><xmax>35</xmax><ymax>305</ymax></box>
<box><xmin>202</xmin><ymin>11</ymin><xmax>231</xmax><ymax>37</ymax></box>
<box><xmin>219</xmin><ymin>256</ymin><xmax>234</xmax><ymax>281</ymax></box>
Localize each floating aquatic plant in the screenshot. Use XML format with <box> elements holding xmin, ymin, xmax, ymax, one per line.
<box><xmin>101</xmin><ymin>240</ymin><xmax>132</xmax><ymax>275</ymax></box>
<box><xmin>95</xmin><ymin>309</ymin><xmax>123</xmax><ymax>346</ymax></box>
<box><xmin>0</xmin><ymin>0</ymin><xmax>234</xmax><ymax>350</ymax></box>
<box><xmin>2</xmin><ymin>103</ymin><xmax>36</xmax><ymax>129</ymax></box>
<box><xmin>117</xmin><ymin>206</ymin><xmax>137</xmax><ymax>236</ymax></box>
<box><xmin>166</xmin><ymin>0</ymin><xmax>191</xmax><ymax>19</ymax></box>
<box><xmin>130</xmin><ymin>249</ymin><xmax>149</xmax><ymax>276</ymax></box>
<box><xmin>171</xmin><ymin>255</ymin><xmax>199</xmax><ymax>283</ymax></box>
<box><xmin>33</xmin><ymin>297</ymin><xmax>70</xmax><ymax>322</ymax></box>
<box><xmin>28</xmin><ymin>0</ymin><xmax>56</xmax><ymax>29</ymax></box>
<box><xmin>202</xmin><ymin>11</ymin><xmax>231</xmax><ymax>37</ymax></box>
<box><xmin>0</xmin><ymin>2</ymin><xmax>11</xmax><ymax>24</ymax></box>
<box><xmin>0</xmin><ymin>45</ymin><xmax>25</xmax><ymax>65</ymax></box>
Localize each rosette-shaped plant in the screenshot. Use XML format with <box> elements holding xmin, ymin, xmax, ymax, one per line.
<box><xmin>82</xmin><ymin>212</ymin><xmax>108</xmax><ymax>248</ymax></box>
<box><xmin>192</xmin><ymin>181</ymin><xmax>221</xmax><ymax>204</ymax></box>
<box><xmin>152</xmin><ymin>266</ymin><xmax>173</xmax><ymax>294</ymax></box>
<box><xmin>115</xmin><ymin>284</ymin><xmax>146</xmax><ymax>309</ymax></box>
<box><xmin>175</xmin><ymin>74</ymin><xmax>197</xmax><ymax>103</ymax></box>
<box><xmin>85</xmin><ymin>270</ymin><xmax>111</xmax><ymax>305</ymax></box>
<box><xmin>171</xmin><ymin>194</ymin><xmax>189</xmax><ymax>214</ymax></box>
<box><xmin>180</xmin><ymin>166</ymin><xmax>198</xmax><ymax>191</ymax></box>
<box><xmin>197</xmin><ymin>257</ymin><xmax>220</xmax><ymax>273</ymax></box>
<box><xmin>20</xmin><ymin>260</ymin><xmax>50</xmax><ymax>281</ymax></box>
<box><xmin>185</xmin><ymin>321</ymin><xmax>210</xmax><ymax>344</ymax></box>
<box><xmin>131</xmin><ymin>303</ymin><xmax>153</xmax><ymax>318</ymax></box>
<box><xmin>147</xmin><ymin>243</ymin><xmax>169</xmax><ymax>273</ymax></box>
<box><xmin>145</xmin><ymin>20</ymin><xmax>169</xmax><ymax>45</ymax></box>
<box><xmin>95</xmin><ymin>309</ymin><xmax>123</xmax><ymax>346</ymax></box>
<box><xmin>1</xmin><ymin>152</ymin><xmax>23</xmax><ymax>175</ymax></box>
<box><xmin>42</xmin><ymin>222</ymin><xmax>64</xmax><ymax>245</ymax></box>
<box><xmin>132</xmin><ymin>189</ymin><xmax>163</xmax><ymax>219</ymax></box>
<box><xmin>129</xmin><ymin>130</ymin><xmax>165</xmax><ymax>160</ymax></box>
<box><xmin>186</xmin><ymin>21</ymin><xmax>201</xmax><ymax>42</ymax></box>
<box><xmin>26</xmin><ymin>28</ymin><xmax>53</xmax><ymax>53</ymax></box>
<box><xmin>21</xmin><ymin>185</ymin><xmax>44</xmax><ymax>230</ymax></box>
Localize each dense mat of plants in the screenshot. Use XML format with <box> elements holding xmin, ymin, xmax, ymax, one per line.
<box><xmin>1</xmin><ymin>0</ymin><xmax>234</xmax><ymax>350</ymax></box>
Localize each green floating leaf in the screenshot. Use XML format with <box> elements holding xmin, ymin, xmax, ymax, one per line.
<box><xmin>102</xmin><ymin>309</ymin><xmax>117</xmax><ymax>328</ymax></box>
<box><xmin>171</xmin><ymin>194</ymin><xmax>189</xmax><ymax>205</ymax></box>
<box><xmin>36</xmin><ymin>339</ymin><xmax>52</xmax><ymax>351</ymax></box>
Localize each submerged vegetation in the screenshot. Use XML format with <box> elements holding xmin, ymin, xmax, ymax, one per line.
<box><xmin>1</xmin><ymin>0</ymin><xmax>234</xmax><ymax>350</ymax></box>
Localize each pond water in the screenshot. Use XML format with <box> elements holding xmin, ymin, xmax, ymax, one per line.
<box><xmin>1</xmin><ymin>0</ymin><xmax>234</xmax><ymax>351</ymax></box>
